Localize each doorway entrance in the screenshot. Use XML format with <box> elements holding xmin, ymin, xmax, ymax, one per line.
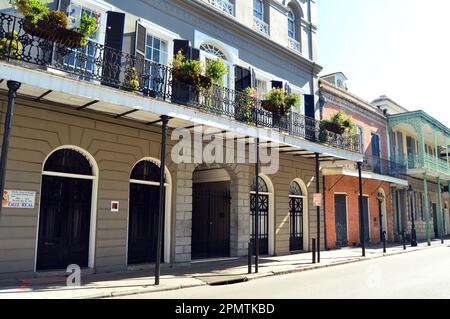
<box><xmin>289</xmin><ymin>181</ymin><xmax>306</xmax><ymax>251</ymax></box>
<box><xmin>192</xmin><ymin>181</ymin><xmax>231</xmax><ymax>259</ymax></box>
<box><xmin>361</xmin><ymin>196</ymin><xmax>370</xmax><ymax>243</ymax></box>
<box><xmin>334</xmin><ymin>194</ymin><xmax>348</xmax><ymax>247</ymax></box>
<box><xmin>37</xmin><ymin>148</ymin><xmax>96</xmax><ymax>271</ymax></box>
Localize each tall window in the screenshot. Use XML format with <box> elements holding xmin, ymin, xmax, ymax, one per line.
<box><xmin>145</xmin><ymin>34</ymin><xmax>168</xmax><ymax>65</ymax></box>
<box><xmin>253</xmin><ymin>0</ymin><xmax>264</xmax><ymax>20</ymax></box>
<box><xmin>256</xmin><ymin>79</ymin><xmax>267</xmax><ymax>100</ymax></box>
<box><xmin>288</xmin><ymin>9</ymin><xmax>295</xmax><ymax>39</ymax></box>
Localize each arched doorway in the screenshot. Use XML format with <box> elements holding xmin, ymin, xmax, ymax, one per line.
<box><xmin>250</xmin><ymin>175</ymin><xmax>274</xmax><ymax>255</ymax></box>
<box><xmin>192</xmin><ymin>166</ymin><xmax>231</xmax><ymax>259</ymax></box>
<box><xmin>36</xmin><ymin>147</ymin><xmax>97</xmax><ymax>271</ymax></box>
<box><xmin>289</xmin><ymin>180</ymin><xmax>308</xmax><ymax>251</ymax></box>
<box><xmin>127</xmin><ymin>159</ymin><xmax>171</xmax><ymax>264</ymax></box>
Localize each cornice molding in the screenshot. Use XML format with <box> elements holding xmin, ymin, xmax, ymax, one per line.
<box><xmin>144</xmin><ymin>0</ymin><xmax>322</xmax><ymax>74</ymax></box>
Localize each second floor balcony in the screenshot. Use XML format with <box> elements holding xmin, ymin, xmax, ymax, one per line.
<box><xmin>398</xmin><ymin>153</ymin><xmax>450</xmax><ymax>179</ymax></box>
<box><xmin>0</xmin><ymin>12</ymin><xmax>361</xmax><ymax>157</ymax></box>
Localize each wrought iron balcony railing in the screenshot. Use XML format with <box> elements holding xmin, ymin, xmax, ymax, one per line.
<box><xmin>361</xmin><ymin>155</ymin><xmax>407</xmax><ymax>179</ymax></box>
<box><xmin>204</xmin><ymin>0</ymin><xmax>234</xmax><ymax>16</ymax></box>
<box><xmin>0</xmin><ymin>12</ymin><xmax>361</xmax><ymax>154</ymax></box>
<box><xmin>253</xmin><ymin>16</ymin><xmax>269</xmax><ymax>35</ymax></box>
<box><xmin>288</xmin><ymin>37</ymin><xmax>301</xmax><ymax>52</ymax></box>
<box><xmin>394</xmin><ymin>153</ymin><xmax>450</xmax><ymax>176</ymax></box>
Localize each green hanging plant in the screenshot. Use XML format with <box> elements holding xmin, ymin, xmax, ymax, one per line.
<box><xmin>205</xmin><ymin>58</ymin><xmax>228</xmax><ymax>86</ymax></box>
<box><xmin>9</xmin><ymin>0</ymin><xmax>49</xmax><ymax>24</ymax></box>
<box><xmin>0</xmin><ymin>31</ymin><xmax>23</xmax><ymax>60</ymax></box>
<box><xmin>236</xmin><ymin>87</ymin><xmax>256</xmax><ymax>124</ymax></box>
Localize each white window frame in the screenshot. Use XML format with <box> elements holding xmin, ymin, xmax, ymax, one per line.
<box><xmin>288</xmin><ymin>8</ymin><xmax>296</xmax><ymax>39</ymax></box>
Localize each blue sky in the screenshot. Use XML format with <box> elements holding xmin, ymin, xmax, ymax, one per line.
<box><xmin>317</xmin><ymin>0</ymin><xmax>450</xmax><ymax>127</ymax></box>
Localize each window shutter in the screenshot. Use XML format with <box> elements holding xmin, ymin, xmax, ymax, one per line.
<box><xmin>190</xmin><ymin>47</ymin><xmax>200</xmax><ymax>60</ymax></box>
<box><xmin>251</xmin><ymin>68</ymin><xmax>256</xmax><ymax>88</ymax></box>
<box><xmin>284</xmin><ymin>82</ymin><xmax>291</xmax><ymax>94</ymax></box>
<box><xmin>135</xmin><ymin>22</ymin><xmax>147</xmax><ymax>59</ymax></box>
<box><xmin>58</xmin><ymin>0</ymin><xmax>71</xmax><ymax>12</ymax></box>
<box><xmin>105</xmin><ymin>11</ymin><xmax>125</xmax><ymax>51</ymax></box>
<box><xmin>234</xmin><ymin>65</ymin><xmax>251</xmax><ymax>92</ymax></box>
<box><xmin>271</xmin><ymin>81</ymin><xmax>283</xmax><ymax>89</ymax></box>
<box><xmin>304</xmin><ymin>94</ymin><xmax>315</xmax><ymax>118</ymax></box>
<box><xmin>102</xmin><ymin>11</ymin><xmax>125</xmax><ymax>88</ymax></box>
<box><xmin>173</xmin><ymin>39</ymin><xmax>190</xmax><ymax>59</ymax></box>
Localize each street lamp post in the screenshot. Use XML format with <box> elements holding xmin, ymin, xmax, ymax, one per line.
<box><xmin>377</xmin><ymin>191</ymin><xmax>385</xmax><ymax>244</ymax></box>
<box><xmin>408</xmin><ymin>185</ymin><xmax>418</xmax><ymax>247</ymax></box>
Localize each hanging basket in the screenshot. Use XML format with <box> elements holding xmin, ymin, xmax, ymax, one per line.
<box><xmin>23</xmin><ymin>16</ymin><xmax>87</xmax><ymax>48</ymax></box>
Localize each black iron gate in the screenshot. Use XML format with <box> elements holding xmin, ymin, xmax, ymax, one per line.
<box><xmin>37</xmin><ymin>176</ymin><xmax>92</xmax><ymax>270</ymax></box>
<box><xmin>251</xmin><ymin>193</ymin><xmax>269</xmax><ymax>255</ymax></box>
<box><xmin>128</xmin><ymin>184</ymin><xmax>163</xmax><ymax>264</ymax></box>
<box><xmin>289</xmin><ymin>197</ymin><xmax>304</xmax><ymax>251</ymax></box>
<box><xmin>334</xmin><ymin>194</ymin><xmax>348</xmax><ymax>247</ymax></box>
<box><xmin>192</xmin><ymin>182</ymin><xmax>231</xmax><ymax>259</ymax></box>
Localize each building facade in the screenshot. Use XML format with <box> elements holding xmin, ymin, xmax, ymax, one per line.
<box><xmin>320</xmin><ymin>74</ymin><xmax>407</xmax><ymax>249</ymax></box>
<box><xmin>373</xmin><ymin>96</ymin><xmax>450</xmax><ymax>242</ymax></box>
<box><xmin>0</xmin><ymin>0</ymin><xmax>363</xmax><ymax>277</ymax></box>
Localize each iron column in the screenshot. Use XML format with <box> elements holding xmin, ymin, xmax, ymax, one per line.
<box><xmin>255</xmin><ymin>137</ymin><xmax>260</xmax><ymax>273</ymax></box>
<box><xmin>0</xmin><ymin>81</ymin><xmax>21</xmax><ymax>219</ymax></box>
<box><xmin>155</xmin><ymin>115</ymin><xmax>169</xmax><ymax>286</ymax></box>
<box><xmin>423</xmin><ymin>174</ymin><xmax>431</xmax><ymax>246</ymax></box>
<box><xmin>357</xmin><ymin>162</ymin><xmax>365</xmax><ymax>257</ymax></box>
<box><xmin>315</xmin><ymin>153</ymin><xmax>320</xmax><ymax>263</ymax></box>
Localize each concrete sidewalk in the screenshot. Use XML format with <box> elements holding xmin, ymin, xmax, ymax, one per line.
<box><xmin>0</xmin><ymin>239</ymin><xmax>447</xmax><ymax>299</ymax></box>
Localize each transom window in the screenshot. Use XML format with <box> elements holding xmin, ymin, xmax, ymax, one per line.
<box><xmin>199</xmin><ymin>44</ymin><xmax>227</xmax><ymax>60</ymax></box>
<box><xmin>288</xmin><ymin>9</ymin><xmax>295</xmax><ymax>39</ymax></box>
<box><xmin>253</xmin><ymin>0</ymin><xmax>264</xmax><ymax>20</ymax></box>
<box><xmin>44</xmin><ymin>149</ymin><xmax>93</xmax><ymax>176</ymax></box>
<box><xmin>131</xmin><ymin>160</ymin><xmax>165</xmax><ymax>183</ymax></box>
<box><xmin>251</xmin><ymin>177</ymin><xmax>269</xmax><ymax>193</ymax></box>
<box><xmin>289</xmin><ymin>181</ymin><xmax>303</xmax><ymax>196</ymax></box>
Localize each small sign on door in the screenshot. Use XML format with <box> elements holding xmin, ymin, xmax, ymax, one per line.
<box><xmin>2</xmin><ymin>190</ymin><xmax>36</xmax><ymax>209</ymax></box>
<box><xmin>313</xmin><ymin>193</ymin><xmax>322</xmax><ymax>207</ymax></box>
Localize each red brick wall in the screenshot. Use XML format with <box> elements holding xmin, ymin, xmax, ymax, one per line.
<box><xmin>325</xmin><ymin>175</ymin><xmax>394</xmax><ymax>248</ymax></box>
<box><xmin>323</xmin><ymin>102</ymin><xmax>388</xmax><ymax>159</ymax></box>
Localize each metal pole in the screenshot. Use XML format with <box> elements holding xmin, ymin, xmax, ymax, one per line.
<box><xmin>255</xmin><ymin>137</ymin><xmax>260</xmax><ymax>273</ymax></box>
<box><xmin>155</xmin><ymin>115</ymin><xmax>169</xmax><ymax>286</ymax></box>
<box><xmin>315</xmin><ymin>153</ymin><xmax>320</xmax><ymax>263</ymax></box>
<box><xmin>378</xmin><ymin>198</ymin><xmax>383</xmax><ymax>244</ymax></box>
<box><xmin>357</xmin><ymin>162</ymin><xmax>365</xmax><ymax>257</ymax></box>
<box><xmin>0</xmin><ymin>81</ymin><xmax>21</xmax><ymax>220</ymax></box>
<box><xmin>248</xmin><ymin>242</ymin><xmax>252</xmax><ymax>274</ymax></box>
<box><xmin>437</xmin><ymin>176</ymin><xmax>444</xmax><ymax>244</ymax></box>
<box><xmin>402</xmin><ymin>231</ymin><xmax>406</xmax><ymax>250</ymax></box>
<box><xmin>312</xmin><ymin>238</ymin><xmax>316</xmax><ymax>264</ymax></box>
<box><xmin>409</xmin><ymin>187</ymin><xmax>417</xmax><ymax>247</ymax></box>
<box><xmin>423</xmin><ymin>174</ymin><xmax>431</xmax><ymax>246</ymax></box>
<box><xmin>383</xmin><ymin>231</ymin><xmax>387</xmax><ymax>253</ymax></box>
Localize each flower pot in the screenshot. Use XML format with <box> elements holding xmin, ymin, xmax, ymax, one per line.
<box><xmin>320</xmin><ymin>121</ymin><xmax>345</xmax><ymax>135</ymax></box>
<box><xmin>23</xmin><ymin>16</ymin><xmax>86</xmax><ymax>48</ymax></box>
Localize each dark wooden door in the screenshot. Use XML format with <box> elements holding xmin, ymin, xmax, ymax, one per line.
<box><xmin>250</xmin><ymin>193</ymin><xmax>269</xmax><ymax>255</ymax></box>
<box><xmin>37</xmin><ymin>176</ymin><xmax>92</xmax><ymax>270</ymax></box>
<box><xmin>334</xmin><ymin>194</ymin><xmax>348</xmax><ymax>247</ymax></box>
<box><xmin>371</xmin><ymin>133</ymin><xmax>381</xmax><ymax>173</ymax></box>
<box><xmin>361</xmin><ymin>196</ymin><xmax>370</xmax><ymax>242</ymax></box>
<box><xmin>128</xmin><ymin>184</ymin><xmax>163</xmax><ymax>264</ymax></box>
<box><xmin>289</xmin><ymin>197</ymin><xmax>304</xmax><ymax>251</ymax></box>
<box><xmin>432</xmin><ymin>203</ymin><xmax>439</xmax><ymax>238</ymax></box>
<box><xmin>192</xmin><ymin>182</ymin><xmax>230</xmax><ymax>259</ymax></box>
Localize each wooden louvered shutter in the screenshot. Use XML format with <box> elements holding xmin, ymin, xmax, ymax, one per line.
<box><xmin>102</xmin><ymin>11</ymin><xmax>125</xmax><ymax>87</ymax></box>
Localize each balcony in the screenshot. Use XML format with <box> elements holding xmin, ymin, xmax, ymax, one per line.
<box><xmin>397</xmin><ymin>153</ymin><xmax>450</xmax><ymax>178</ymax></box>
<box><xmin>253</xmin><ymin>17</ymin><xmax>269</xmax><ymax>35</ymax></box>
<box><xmin>204</xmin><ymin>0</ymin><xmax>234</xmax><ymax>16</ymax></box>
<box><xmin>361</xmin><ymin>155</ymin><xmax>407</xmax><ymax>179</ymax></box>
<box><xmin>288</xmin><ymin>37</ymin><xmax>301</xmax><ymax>53</ymax></box>
<box><xmin>0</xmin><ymin>12</ymin><xmax>361</xmax><ymax>154</ymax></box>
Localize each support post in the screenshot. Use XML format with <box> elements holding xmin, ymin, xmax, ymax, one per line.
<box><xmin>248</xmin><ymin>242</ymin><xmax>252</xmax><ymax>274</ymax></box>
<box><xmin>0</xmin><ymin>81</ymin><xmax>21</xmax><ymax>220</ymax></box>
<box><xmin>383</xmin><ymin>231</ymin><xmax>387</xmax><ymax>253</ymax></box>
<box><xmin>437</xmin><ymin>176</ymin><xmax>444</xmax><ymax>243</ymax></box>
<box><xmin>357</xmin><ymin>162</ymin><xmax>365</xmax><ymax>257</ymax></box>
<box><xmin>323</xmin><ymin>176</ymin><xmax>328</xmax><ymax>250</ymax></box>
<box><xmin>255</xmin><ymin>137</ymin><xmax>260</xmax><ymax>273</ymax></box>
<box><xmin>423</xmin><ymin>174</ymin><xmax>431</xmax><ymax>246</ymax></box>
<box><xmin>155</xmin><ymin>115</ymin><xmax>169</xmax><ymax>286</ymax></box>
<box><xmin>312</xmin><ymin>238</ymin><xmax>316</xmax><ymax>264</ymax></box>
<box><xmin>315</xmin><ymin>153</ymin><xmax>320</xmax><ymax>263</ymax></box>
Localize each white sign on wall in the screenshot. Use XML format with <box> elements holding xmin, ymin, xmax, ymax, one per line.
<box><xmin>2</xmin><ymin>190</ymin><xmax>36</xmax><ymax>209</ymax></box>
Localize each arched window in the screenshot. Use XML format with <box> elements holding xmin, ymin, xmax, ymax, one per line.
<box><xmin>44</xmin><ymin>149</ymin><xmax>93</xmax><ymax>176</ymax></box>
<box><xmin>130</xmin><ymin>160</ymin><xmax>164</xmax><ymax>183</ymax></box>
<box><xmin>251</xmin><ymin>176</ymin><xmax>269</xmax><ymax>193</ymax></box>
<box><xmin>289</xmin><ymin>181</ymin><xmax>302</xmax><ymax>196</ymax></box>
<box><xmin>199</xmin><ymin>43</ymin><xmax>228</xmax><ymax>60</ymax></box>
<box><xmin>288</xmin><ymin>9</ymin><xmax>295</xmax><ymax>39</ymax></box>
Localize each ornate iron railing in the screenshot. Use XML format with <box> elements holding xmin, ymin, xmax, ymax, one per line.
<box><xmin>253</xmin><ymin>16</ymin><xmax>269</xmax><ymax>35</ymax></box>
<box><xmin>288</xmin><ymin>37</ymin><xmax>301</xmax><ymax>52</ymax></box>
<box><xmin>0</xmin><ymin>12</ymin><xmax>361</xmax><ymax>154</ymax></box>
<box><xmin>361</xmin><ymin>155</ymin><xmax>407</xmax><ymax>179</ymax></box>
<box><xmin>394</xmin><ymin>153</ymin><xmax>450</xmax><ymax>176</ymax></box>
<box><xmin>204</xmin><ymin>0</ymin><xmax>234</xmax><ymax>16</ymax></box>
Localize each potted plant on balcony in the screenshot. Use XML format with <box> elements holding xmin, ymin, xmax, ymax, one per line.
<box><xmin>123</xmin><ymin>66</ymin><xmax>140</xmax><ymax>92</ymax></box>
<box><xmin>318</xmin><ymin>110</ymin><xmax>355</xmax><ymax>143</ymax></box>
<box><xmin>0</xmin><ymin>31</ymin><xmax>23</xmax><ymax>60</ymax></box>
<box><xmin>205</xmin><ymin>58</ymin><xmax>228</xmax><ymax>87</ymax></box>
<box><xmin>11</xmin><ymin>0</ymin><xmax>99</xmax><ymax>48</ymax></box>
<box><xmin>261</xmin><ymin>88</ymin><xmax>300</xmax><ymax>127</ymax></box>
<box><xmin>235</xmin><ymin>87</ymin><xmax>256</xmax><ymax>124</ymax></box>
